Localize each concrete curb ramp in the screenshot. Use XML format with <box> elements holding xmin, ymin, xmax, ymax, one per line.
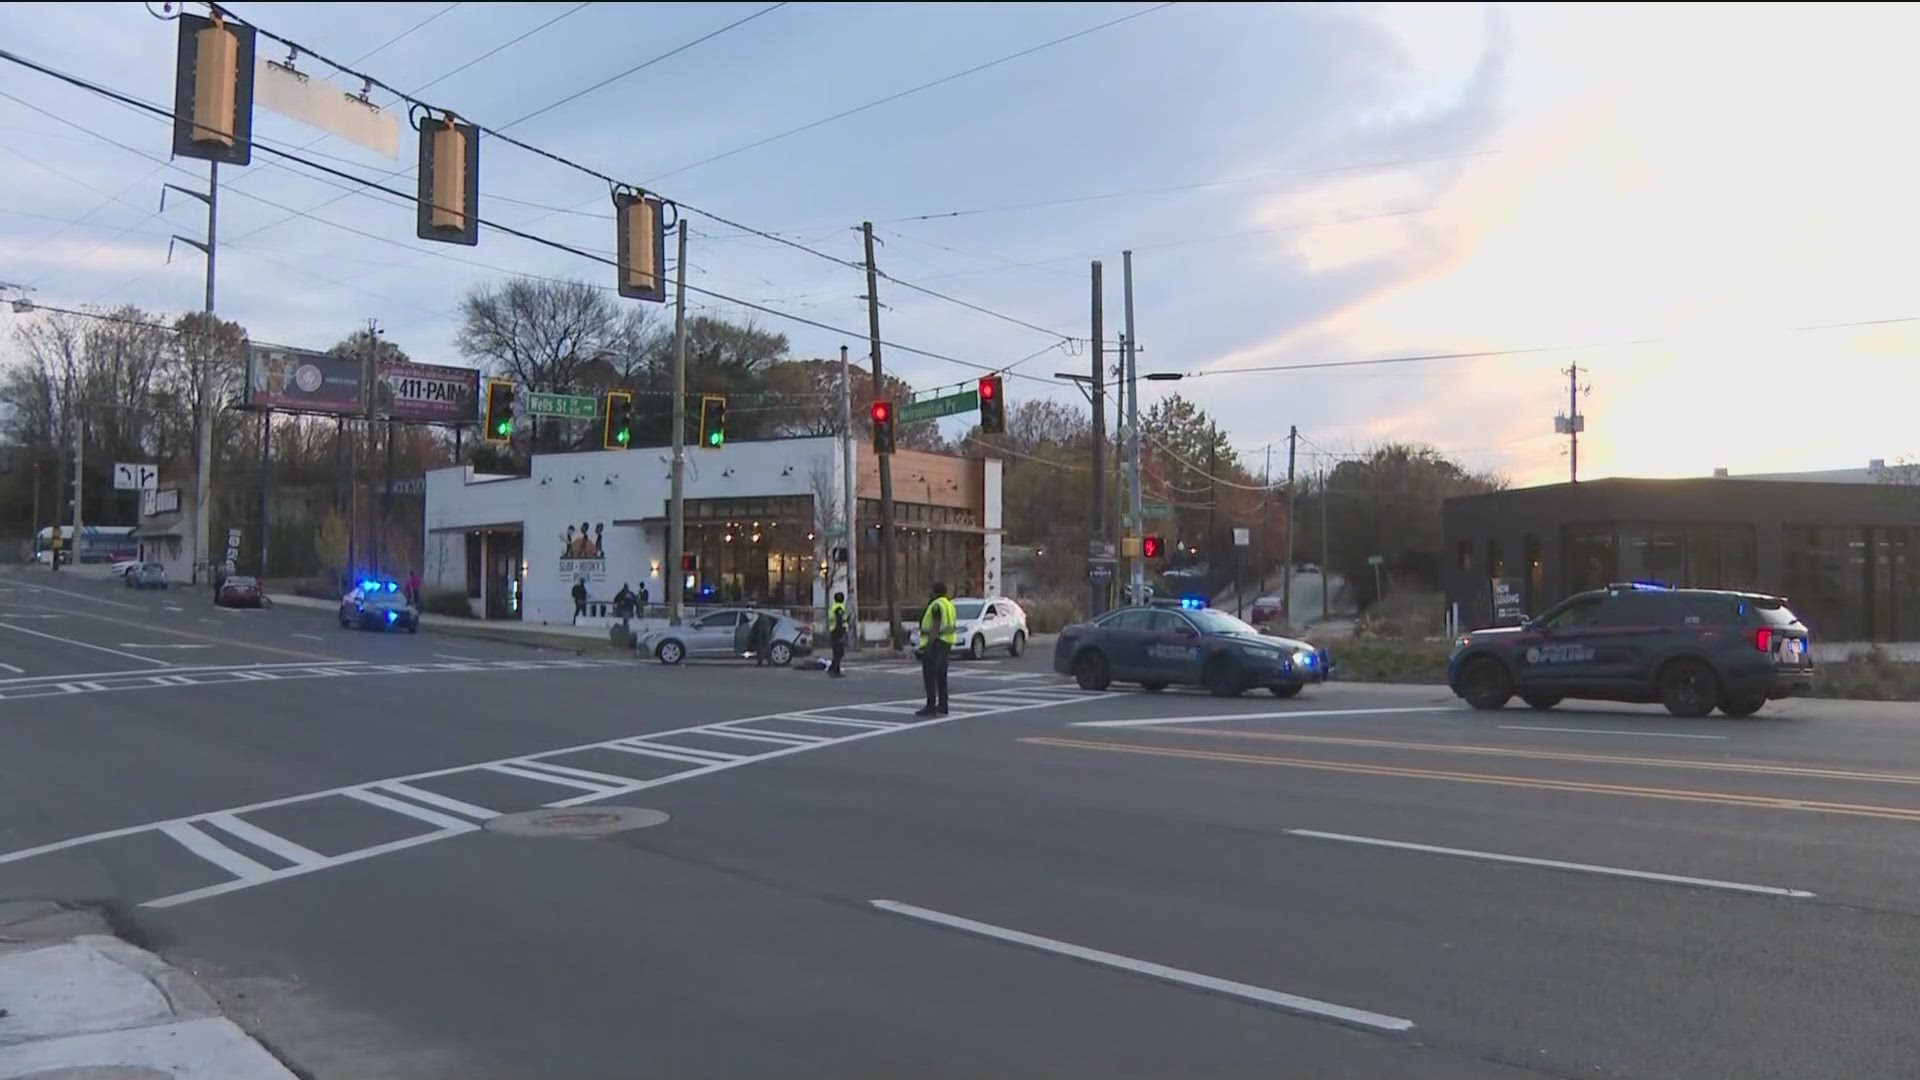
<box><xmin>0</xmin><ymin>904</ymin><xmax>295</xmax><ymax>1079</ymax></box>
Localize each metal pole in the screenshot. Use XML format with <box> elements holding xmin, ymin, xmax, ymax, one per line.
<box><xmin>71</xmin><ymin>402</ymin><xmax>83</xmax><ymax>569</ymax></box>
<box><xmin>1568</xmin><ymin>363</ymin><xmax>1580</xmax><ymax>484</ymax></box>
<box><xmin>381</xmin><ymin>418</ymin><xmax>394</xmax><ymax>576</ymax></box>
<box><xmin>1258</xmin><ymin>444</ymin><xmax>1270</xmax><ymax>604</ymax></box>
<box><xmin>1122</xmin><ymin>250</ymin><xmax>1142</xmax><ymax>603</ymax></box>
<box><xmin>30</xmin><ymin>461</ymin><xmax>40</xmax><ymax>553</ymax></box>
<box><xmin>192</xmin><ymin>160</ymin><xmax>217</xmax><ymax>586</ymax></box>
<box><xmin>1281</xmin><ymin>425</ymin><xmax>1297</xmax><ymax>626</ymax></box>
<box><xmin>1090</xmin><ymin>260</ymin><xmax>1106</xmax><ymax>617</ymax></box>
<box><xmin>839</xmin><ymin>343</ymin><xmax>859</xmax><ymax>650</ymax></box>
<box><xmin>257</xmin><ymin>409</ymin><xmax>271</xmax><ymax>577</ymax></box>
<box><xmin>1320</xmin><ymin>470</ymin><xmax>1331</xmax><ymax>620</ymax></box>
<box><xmin>334</xmin><ymin>415</ymin><xmax>345</xmax><ymax>590</ymax></box>
<box><xmin>667</xmin><ymin>219</ymin><xmax>688</xmax><ymax>626</ymax></box>
<box><xmin>863</xmin><ymin>222</ymin><xmax>903</xmax><ymax>649</ymax></box>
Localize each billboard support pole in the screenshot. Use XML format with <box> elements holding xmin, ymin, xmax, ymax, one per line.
<box><xmin>257</xmin><ymin>407</ymin><xmax>271</xmax><ymax>578</ymax></box>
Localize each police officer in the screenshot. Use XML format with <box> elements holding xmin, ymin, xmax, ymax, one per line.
<box><xmin>915</xmin><ymin>581</ymin><xmax>957</xmax><ymax>718</ymax></box>
<box><xmin>827</xmin><ymin>591</ymin><xmax>849</xmax><ymax>677</ymax></box>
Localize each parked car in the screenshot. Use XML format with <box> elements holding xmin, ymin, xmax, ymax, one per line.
<box><xmin>110</xmin><ymin>558</ymin><xmax>140</xmax><ymax>578</ymax></box>
<box><xmin>1248</xmin><ymin>595</ymin><xmax>1283</xmax><ymax>625</ymax></box>
<box><xmin>638</xmin><ymin>608</ymin><xmax>812</xmax><ymax>666</ymax></box>
<box><xmin>339</xmin><ymin>580</ymin><xmax>419</xmax><ymax>632</ymax></box>
<box><xmin>126</xmin><ymin>562</ymin><xmax>168</xmax><ymax>589</ymax></box>
<box><xmin>945</xmin><ymin>597</ymin><xmax>1029</xmax><ymax>659</ymax></box>
<box><xmin>215</xmin><ymin>575</ymin><xmax>265</xmax><ymax>608</ymax></box>
<box><xmin>1053</xmin><ymin>600</ymin><xmax>1330</xmax><ymax>697</ymax></box>
<box><xmin>1447</xmin><ymin>582</ymin><xmax>1814</xmax><ymax>717</ymax></box>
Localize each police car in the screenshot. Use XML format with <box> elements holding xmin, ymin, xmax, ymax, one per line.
<box><xmin>1053</xmin><ymin>599</ymin><xmax>1331</xmax><ymax>697</ymax></box>
<box><xmin>339</xmin><ymin>580</ymin><xmax>419</xmax><ymax>633</ymax></box>
<box><xmin>1448</xmin><ymin>582</ymin><xmax>1814</xmax><ymax>717</ymax></box>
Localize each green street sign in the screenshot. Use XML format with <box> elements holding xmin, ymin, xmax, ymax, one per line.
<box><xmin>1142</xmin><ymin>501</ymin><xmax>1173</xmax><ymax>519</ymax></box>
<box><xmin>898</xmin><ymin>389</ymin><xmax>979</xmax><ymax>424</ymax></box>
<box><xmin>524</xmin><ymin>391</ymin><xmax>598</xmax><ymax>420</ymax></box>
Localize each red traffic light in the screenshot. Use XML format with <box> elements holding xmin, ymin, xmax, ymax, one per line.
<box><xmin>978</xmin><ymin>376</ymin><xmax>996</xmax><ymax>400</ymax></box>
<box><xmin>870</xmin><ymin>401</ymin><xmax>891</xmax><ymax>423</ymax></box>
<box><xmin>1142</xmin><ymin>535</ymin><xmax>1163</xmax><ymax>559</ymax></box>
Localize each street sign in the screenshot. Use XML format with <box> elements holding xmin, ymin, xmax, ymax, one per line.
<box><xmin>1367</xmin><ymin>554</ymin><xmax>1385</xmax><ymax>566</ymax></box>
<box><xmin>524</xmin><ymin>391</ymin><xmax>598</xmax><ymax>420</ymax></box>
<box><xmin>223</xmin><ymin>527</ymin><xmax>242</xmax><ymax>573</ymax></box>
<box><xmin>113</xmin><ymin>463</ymin><xmax>159</xmax><ymax>492</ymax></box>
<box><xmin>1087</xmin><ymin>558</ymin><xmax>1115</xmax><ymax>584</ymax></box>
<box><xmin>1233</xmin><ymin>527</ymin><xmax>1251</xmax><ymax>548</ymax></box>
<box><xmin>897</xmin><ymin>389</ymin><xmax>978</xmax><ymax>424</ymax></box>
<box><xmin>1142</xmin><ymin>501</ymin><xmax>1172</xmax><ymax>519</ymax></box>
<box><xmin>1088</xmin><ymin>539</ymin><xmax>1116</xmax><ymax>560</ymax></box>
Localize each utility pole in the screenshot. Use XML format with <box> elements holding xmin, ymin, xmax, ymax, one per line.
<box><xmin>1257</xmin><ymin>444</ymin><xmax>1271</xmax><ymax>601</ymax></box>
<box><xmin>1320</xmin><ymin>469</ymin><xmax>1331</xmax><ymax>620</ymax></box>
<box><xmin>1206</xmin><ymin>437</ymin><xmax>1217</xmax><ymax>568</ymax></box>
<box><xmin>1089</xmin><ymin>261</ymin><xmax>1107</xmax><ymax>617</ymax></box>
<box><xmin>863</xmin><ymin>222</ymin><xmax>904</xmax><ymax>649</ymax></box>
<box><xmin>50</xmin><ymin>408</ymin><xmax>65</xmax><ymax>571</ymax></box>
<box><xmin>838</xmin><ymin>343</ymin><xmax>859</xmax><ymax>649</ymax></box>
<box><xmin>1557</xmin><ymin>364</ymin><xmax>1585</xmax><ymax>483</ymax></box>
<box><xmin>257</xmin><ymin>409</ymin><xmax>272</xmax><ymax>577</ymax></box>
<box><xmin>70</xmin><ymin>402</ymin><xmax>83</xmax><ymax>570</ymax></box>
<box><xmin>30</xmin><ymin>461</ymin><xmax>41</xmax><ymax>553</ymax></box>
<box><xmin>357</xmin><ymin>319</ymin><xmax>380</xmax><ymax>577</ymax></box>
<box><xmin>667</xmin><ymin>219</ymin><xmax>689</xmax><ymax>626</ymax></box>
<box><xmin>164</xmin><ymin>162</ymin><xmax>218</xmax><ymax>585</ymax></box>
<box><xmin>1280</xmin><ymin>425</ymin><xmax>1297</xmax><ymax>626</ymax></box>
<box><xmin>1122</xmin><ymin>250</ymin><xmax>1142</xmax><ymax>604</ymax></box>
<box><xmin>334</xmin><ymin>415</ymin><xmax>346</xmax><ymax>590</ymax></box>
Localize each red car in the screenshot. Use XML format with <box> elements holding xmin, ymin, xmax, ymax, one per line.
<box><xmin>1249</xmin><ymin>596</ymin><xmax>1283</xmax><ymax>624</ymax></box>
<box><xmin>215</xmin><ymin>575</ymin><xmax>265</xmax><ymax>608</ymax></box>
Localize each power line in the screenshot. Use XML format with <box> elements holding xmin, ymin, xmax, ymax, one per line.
<box><xmin>643</xmin><ymin>2</ymin><xmax>1179</xmax><ymax>182</ymax></box>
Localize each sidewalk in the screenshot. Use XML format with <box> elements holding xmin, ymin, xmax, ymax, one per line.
<box><xmin>0</xmin><ymin>901</ymin><xmax>296</xmax><ymax>1079</ymax></box>
<box><xmin>270</xmin><ymin>593</ymin><xmax>625</xmax><ymax>652</ymax></box>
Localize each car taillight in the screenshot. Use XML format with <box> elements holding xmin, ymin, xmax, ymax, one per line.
<box><xmin>1753</xmin><ymin>627</ymin><xmax>1773</xmax><ymax>653</ymax></box>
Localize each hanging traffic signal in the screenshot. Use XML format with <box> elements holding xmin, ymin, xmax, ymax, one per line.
<box><xmin>603</xmin><ymin>390</ymin><xmax>633</xmax><ymax>450</ymax></box>
<box><xmin>1142</xmin><ymin>535</ymin><xmax>1164</xmax><ymax>559</ymax></box>
<box><xmin>417</xmin><ymin>113</ymin><xmax>479</xmax><ymax>246</ymax></box>
<box><xmin>699</xmin><ymin>395</ymin><xmax>727</xmax><ymax>448</ymax></box>
<box><xmin>483</xmin><ymin>378</ymin><xmax>515</xmax><ymax>442</ymax></box>
<box><xmin>870</xmin><ymin>400</ymin><xmax>895</xmax><ymax>455</ymax></box>
<box><xmin>613</xmin><ymin>190</ymin><xmax>667</xmax><ymax>303</ymax></box>
<box><xmin>170</xmin><ymin>11</ymin><xmax>256</xmax><ymax>166</ymax></box>
<box><xmin>978</xmin><ymin>374</ymin><xmax>1005</xmax><ymax>434</ymax></box>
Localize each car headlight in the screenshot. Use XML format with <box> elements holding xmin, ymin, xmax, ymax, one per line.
<box><xmin>1237</xmin><ymin>644</ymin><xmax>1282</xmax><ymax>660</ymax></box>
<box><xmin>1294</xmin><ymin>649</ymin><xmax>1315</xmax><ymax>669</ymax></box>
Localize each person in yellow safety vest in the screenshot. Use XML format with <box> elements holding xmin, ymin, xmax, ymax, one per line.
<box><xmin>828</xmin><ymin>591</ymin><xmax>849</xmax><ymax>678</ymax></box>
<box><xmin>915</xmin><ymin>581</ymin><xmax>957</xmax><ymax>718</ymax></box>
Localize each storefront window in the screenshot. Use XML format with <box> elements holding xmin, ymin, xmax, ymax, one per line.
<box><xmin>1524</xmin><ymin>535</ymin><xmax>1544</xmax><ymax>610</ymax></box>
<box><xmin>1564</xmin><ymin>526</ymin><xmax>1616</xmax><ymax>593</ymax></box>
<box><xmin>1620</xmin><ymin>527</ymin><xmax>1685</xmax><ymax>586</ymax></box>
<box><xmin>1782</xmin><ymin>525</ymin><xmax>1864</xmax><ymax>639</ymax></box>
<box><xmin>1487</xmin><ymin>540</ymin><xmax>1505</xmax><ymax>578</ymax></box>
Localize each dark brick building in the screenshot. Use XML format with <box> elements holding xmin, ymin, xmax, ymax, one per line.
<box><xmin>1442</xmin><ymin>477</ymin><xmax>1920</xmax><ymax>642</ymax></box>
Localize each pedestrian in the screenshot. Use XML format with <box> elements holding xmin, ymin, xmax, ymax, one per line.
<box><xmin>613</xmin><ymin>583</ymin><xmax>635</xmax><ymax>619</ymax></box>
<box><xmin>915</xmin><ymin>581</ymin><xmax>956</xmax><ymax>718</ymax></box>
<box><xmin>748</xmin><ymin>609</ymin><xmax>774</xmax><ymax>666</ymax></box>
<box><xmin>572</xmin><ymin>577</ymin><xmax>588</xmax><ymax>620</ymax></box>
<box><xmin>405</xmin><ymin>569</ymin><xmax>421</xmax><ymax>606</ymax></box>
<box><xmin>827</xmin><ymin>591</ymin><xmax>849</xmax><ymax>677</ymax></box>
<box><xmin>636</xmin><ymin>580</ymin><xmax>649</xmax><ymax>614</ymax></box>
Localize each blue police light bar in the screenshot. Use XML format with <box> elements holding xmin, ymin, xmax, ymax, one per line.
<box><xmin>1180</xmin><ymin>596</ymin><xmax>1206</xmax><ymax>610</ymax></box>
<box><xmin>360</xmin><ymin>579</ymin><xmax>379</xmax><ymax>592</ymax></box>
<box><xmin>385</xmin><ymin>581</ymin><xmax>399</xmax><ymax>592</ymax></box>
<box><xmin>386</xmin><ymin>610</ymin><xmax>397</xmax><ymax>623</ymax></box>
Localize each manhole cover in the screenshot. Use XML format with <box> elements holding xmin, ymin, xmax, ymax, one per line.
<box><xmin>484</xmin><ymin>806</ymin><xmax>668</xmax><ymax>838</ymax></box>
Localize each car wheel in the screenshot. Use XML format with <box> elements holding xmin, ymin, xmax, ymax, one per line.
<box><xmin>1658</xmin><ymin>659</ymin><xmax>1719</xmax><ymax>718</ymax></box>
<box><xmin>969</xmin><ymin>635</ymin><xmax>987</xmax><ymax>661</ymax></box>
<box><xmin>1269</xmin><ymin>682</ymin><xmax>1303</xmax><ymax>698</ymax></box>
<box><xmin>1072</xmin><ymin>650</ymin><xmax>1111</xmax><ymax>691</ymax></box>
<box><xmin>1204</xmin><ymin>657</ymin><xmax>1244</xmax><ymax>697</ymax></box>
<box><xmin>657</xmin><ymin>640</ymin><xmax>686</xmax><ymax>665</ymax></box>
<box><xmin>1009</xmin><ymin>630</ymin><xmax>1026</xmax><ymax>657</ymax></box>
<box><xmin>769</xmin><ymin>641</ymin><xmax>794</xmax><ymax>667</ymax></box>
<box><xmin>1719</xmin><ymin>694</ymin><xmax>1766</xmax><ymax>718</ymax></box>
<box><xmin>1522</xmin><ymin>695</ymin><xmax>1562</xmax><ymax>710</ymax></box>
<box><xmin>1457</xmin><ymin>657</ymin><xmax>1513</xmax><ymax>710</ymax></box>
<box><xmin>405</xmin><ymin>620</ymin><xmax>418</xmax><ymax>634</ymax></box>
<box><xmin>1139</xmin><ymin>681</ymin><xmax>1167</xmax><ymax>692</ymax></box>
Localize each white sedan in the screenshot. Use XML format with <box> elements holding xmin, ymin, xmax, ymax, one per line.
<box><xmin>951</xmin><ymin>597</ymin><xmax>1029</xmax><ymax>659</ymax></box>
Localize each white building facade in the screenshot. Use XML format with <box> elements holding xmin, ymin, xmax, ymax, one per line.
<box><xmin>423</xmin><ymin>435</ymin><xmax>1002</xmax><ymax>625</ymax></box>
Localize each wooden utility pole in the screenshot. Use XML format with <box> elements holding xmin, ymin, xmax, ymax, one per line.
<box><xmin>1559</xmin><ymin>364</ymin><xmax>1585</xmax><ymax>483</ymax></box>
<box><xmin>862</xmin><ymin>222</ymin><xmax>903</xmax><ymax>649</ymax></box>
<box><xmin>1090</xmin><ymin>261</ymin><xmax>1107</xmax><ymax>616</ymax></box>
<box><xmin>1320</xmin><ymin>469</ymin><xmax>1331</xmax><ymax>620</ymax></box>
<box><xmin>1280</xmin><ymin>425</ymin><xmax>1297</xmax><ymax>626</ymax></box>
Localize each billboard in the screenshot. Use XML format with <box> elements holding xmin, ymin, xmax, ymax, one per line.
<box><xmin>376</xmin><ymin>360</ymin><xmax>478</xmax><ymax>423</ymax></box>
<box><xmin>245</xmin><ymin>345</ymin><xmax>364</xmax><ymax>414</ymax></box>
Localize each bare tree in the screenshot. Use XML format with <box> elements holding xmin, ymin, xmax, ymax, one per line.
<box><xmin>808</xmin><ymin>452</ymin><xmax>844</xmax><ymax>605</ymax></box>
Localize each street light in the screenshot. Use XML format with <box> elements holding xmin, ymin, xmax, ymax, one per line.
<box><xmin>1143</xmin><ymin>371</ymin><xmax>1186</xmax><ymax>382</ymax></box>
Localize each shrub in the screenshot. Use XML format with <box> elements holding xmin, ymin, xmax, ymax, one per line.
<box><xmin>1354</xmin><ymin>590</ymin><xmax>1448</xmax><ymax>641</ymax></box>
<box><xmin>421</xmin><ymin>588</ymin><xmax>474</xmax><ymax>618</ymax></box>
<box><xmin>1018</xmin><ymin>596</ymin><xmax>1083</xmax><ymax>634</ymax></box>
<box><xmin>1325</xmin><ymin>639</ymin><xmax>1453</xmax><ymax>684</ymax></box>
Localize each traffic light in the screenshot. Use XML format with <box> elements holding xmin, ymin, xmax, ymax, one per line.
<box><xmin>483</xmin><ymin>379</ymin><xmax>515</xmax><ymax>443</ymax></box>
<box><xmin>978</xmin><ymin>374</ymin><xmax>1005</xmax><ymax>434</ymax></box>
<box><xmin>613</xmin><ymin>190</ymin><xmax>666</xmax><ymax>302</ymax></box>
<box><xmin>416</xmin><ymin>113</ymin><xmax>479</xmax><ymax>246</ymax></box>
<box><xmin>1142</xmin><ymin>535</ymin><xmax>1164</xmax><ymax>559</ymax></box>
<box><xmin>832</xmin><ymin>546</ymin><xmax>849</xmax><ymax>564</ymax></box>
<box><xmin>870</xmin><ymin>400</ymin><xmax>895</xmax><ymax>455</ymax></box>
<box><xmin>170</xmin><ymin>11</ymin><xmax>256</xmax><ymax>166</ymax></box>
<box><xmin>603</xmin><ymin>390</ymin><xmax>633</xmax><ymax>450</ymax></box>
<box><xmin>680</xmin><ymin>552</ymin><xmax>698</xmax><ymax>572</ymax></box>
<box><xmin>699</xmin><ymin>395</ymin><xmax>726</xmax><ymax>448</ymax></box>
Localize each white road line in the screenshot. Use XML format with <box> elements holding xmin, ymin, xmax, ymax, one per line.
<box><xmin>485</xmin><ymin>762</ymin><xmax>621</xmax><ymax>793</ymax></box>
<box><xmin>434</xmin><ymin>653</ymin><xmax>484</xmax><ymax>662</ymax></box>
<box><xmin>342</xmin><ymin>787</ymin><xmax>478</xmax><ymax>833</ymax></box>
<box><xmin>377</xmin><ymin>781</ymin><xmax>500</xmax><ymax>821</ymax></box>
<box><xmin>0</xmin><ymin>574</ymin><xmax>144</xmax><ymax>610</ymax></box>
<box><xmin>159</xmin><ymin>821</ymin><xmax>272</xmax><ymax>880</ymax></box>
<box><xmin>290</xmin><ymin>633</ymin><xmax>324</xmax><ymax>642</ymax></box>
<box><xmin>203</xmin><ymin>813</ymin><xmax>325</xmax><ymax>866</ymax></box>
<box><xmin>0</xmin><ymin>660</ymin><xmax>367</xmax><ymax>687</ymax></box>
<box><xmin>1074</xmin><ymin>706</ymin><xmax>1449</xmax><ymax>729</ymax></box>
<box><xmin>1498</xmin><ymin>724</ymin><xmax>1726</xmax><ymax>741</ymax></box>
<box><xmin>700</xmin><ymin>726</ymin><xmax>829</xmax><ymax>747</ymax></box>
<box><xmin>870</xmin><ymin>900</ymin><xmax>1414</xmax><ymax>1033</ymax></box>
<box><xmin>1286</xmin><ymin>830</ymin><xmax>1815</xmax><ymax>899</ymax></box>
<box><xmin>775</xmin><ymin>714</ymin><xmax>899</xmax><ymax>730</ymax></box>
<box><xmin>638</xmin><ymin>740</ymin><xmax>743</xmax><ymax>762</ymax></box>
<box><xmin>605</xmin><ymin>741</ymin><xmax>731</xmax><ymax>767</ymax></box>
<box><xmin>116</xmin><ymin>643</ymin><xmax>211</xmax><ymax>649</ymax></box>
<box><xmin>505</xmin><ymin>759</ymin><xmax>641</xmax><ymax>791</ymax></box>
<box><xmin>0</xmin><ymin>663</ymin><xmax>21</xmax><ymax>675</ymax></box>
<box><xmin>0</xmin><ymin>621</ymin><xmax>172</xmax><ymax>667</ymax></box>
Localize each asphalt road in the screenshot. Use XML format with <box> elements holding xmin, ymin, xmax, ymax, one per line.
<box><xmin>5</xmin><ymin>565</ymin><xmax>1920</xmax><ymax>1078</ymax></box>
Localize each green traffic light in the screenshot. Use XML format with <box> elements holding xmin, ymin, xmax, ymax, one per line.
<box><xmin>494</xmin><ymin>419</ymin><xmax>512</xmax><ymax>436</ymax></box>
<box><xmin>707</xmin><ymin>431</ymin><xmax>724</xmax><ymax>447</ymax></box>
<box><xmin>616</xmin><ymin>429</ymin><xmax>630</xmax><ymax>445</ymax></box>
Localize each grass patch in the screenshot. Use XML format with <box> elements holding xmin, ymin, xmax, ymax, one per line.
<box><xmin>1326</xmin><ymin>639</ymin><xmax>1453</xmax><ymax>684</ymax></box>
<box><xmin>1018</xmin><ymin>596</ymin><xmax>1082</xmax><ymax>635</ymax></box>
<box><xmin>1812</xmin><ymin>648</ymin><xmax>1920</xmax><ymax>700</ymax></box>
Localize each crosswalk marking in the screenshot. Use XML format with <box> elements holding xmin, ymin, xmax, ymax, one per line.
<box><xmin>0</xmin><ymin>686</ymin><xmax>1119</xmax><ymax>910</ymax></box>
<box><xmin>0</xmin><ymin>657</ymin><xmax>627</xmax><ymax>704</ymax></box>
<box><xmin>701</xmin><ymin>725</ymin><xmax>829</xmax><ymax>747</ymax></box>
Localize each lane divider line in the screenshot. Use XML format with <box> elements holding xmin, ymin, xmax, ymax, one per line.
<box><xmin>1498</xmin><ymin>724</ymin><xmax>1725</xmax><ymax>740</ymax></box>
<box><xmin>1286</xmin><ymin>829</ymin><xmax>1815</xmax><ymax>899</ymax></box>
<box><xmin>0</xmin><ymin>621</ymin><xmax>171</xmax><ymax>667</ymax></box>
<box><xmin>1074</xmin><ymin>706</ymin><xmax>1450</xmax><ymax>728</ymax></box>
<box><xmin>870</xmin><ymin>899</ymin><xmax>1415</xmax><ymax>1033</ymax></box>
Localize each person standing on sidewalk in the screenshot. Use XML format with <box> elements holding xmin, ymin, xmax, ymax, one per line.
<box><xmin>572</xmin><ymin>577</ymin><xmax>589</xmax><ymax>621</ymax></box>
<box><xmin>827</xmin><ymin>591</ymin><xmax>849</xmax><ymax>677</ymax></box>
<box><xmin>915</xmin><ymin>581</ymin><xmax>957</xmax><ymax>718</ymax></box>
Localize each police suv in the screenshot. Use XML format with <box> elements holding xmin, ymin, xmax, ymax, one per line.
<box><xmin>1054</xmin><ymin>599</ymin><xmax>1331</xmax><ymax>697</ymax></box>
<box><xmin>1448</xmin><ymin>583</ymin><xmax>1814</xmax><ymax>717</ymax></box>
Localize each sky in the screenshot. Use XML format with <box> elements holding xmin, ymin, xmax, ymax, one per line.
<box><xmin>3</xmin><ymin>1</ymin><xmax>1919</xmax><ymax>486</ymax></box>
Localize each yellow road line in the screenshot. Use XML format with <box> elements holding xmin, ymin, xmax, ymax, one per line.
<box><xmin>1022</xmin><ymin>737</ymin><xmax>1920</xmax><ymax>823</ymax></box>
<box><xmin>1131</xmin><ymin>727</ymin><xmax>1920</xmax><ymax>788</ymax></box>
